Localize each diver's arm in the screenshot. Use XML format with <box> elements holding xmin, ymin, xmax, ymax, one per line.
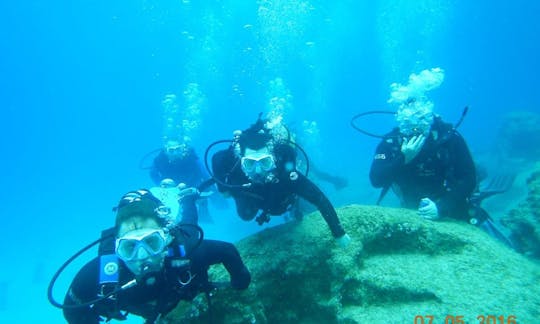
<box><xmin>436</xmin><ymin>133</ymin><xmax>477</xmax><ymax>216</ymax></box>
<box><xmin>369</xmin><ymin>137</ymin><xmax>405</xmax><ymax>188</ymax></box>
<box><xmin>62</xmin><ymin>259</ymin><xmax>103</xmax><ymax>324</ymax></box>
<box><xmin>178</xmin><ymin>191</ymin><xmax>199</xmax><ymax>226</ymax></box>
<box><xmin>174</xmin><ymin>190</ymin><xmax>203</xmax><ymax>252</ymax></box>
<box><xmin>294</xmin><ymin>174</ymin><xmax>346</xmax><ymax>238</ymax></box>
<box><xmin>191</xmin><ymin>240</ymin><xmax>251</xmax><ymax>290</ymax></box>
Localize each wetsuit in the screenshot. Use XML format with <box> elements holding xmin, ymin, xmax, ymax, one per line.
<box><xmin>150</xmin><ymin>147</ymin><xmax>206</xmax><ymax>187</ymax></box>
<box><xmin>212</xmin><ymin>143</ymin><xmax>346</xmax><ymax>238</ymax></box>
<box><xmin>369</xmin><ymin>117</ymin><xmax>477</xmax><ymax>220</ymax></box>
<box><xmin>63</xmin><ymin>197</ymin><xmax>250</xmax><ymax>324</ymax></box>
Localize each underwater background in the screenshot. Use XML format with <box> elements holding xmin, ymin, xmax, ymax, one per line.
<box><xmin>1</xmin><ymin>0</ymin><xmax>539</xmax><ymax>323</ymax></box>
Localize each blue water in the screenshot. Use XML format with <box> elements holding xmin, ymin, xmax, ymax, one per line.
<box><xmin>1</xmin><ymin>1</ymin><xmax>539</xmax><ymax>322</ymax></box>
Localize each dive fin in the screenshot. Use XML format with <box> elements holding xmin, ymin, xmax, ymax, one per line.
<box><xmin>479</xmin><ymin>173</ymin><xmax>516</xmax><ymax>194</ymax></box>
<box><xmin>473</xmin><ymin>173</ymin><xmax>516</xmax><ymax>204</ymax></box>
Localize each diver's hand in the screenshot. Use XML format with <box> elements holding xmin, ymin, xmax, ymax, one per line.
<box><xmin>336</xmin><ymin>233</ymin><xmax>351</xmax><ymax>248</ymax></box>
<box><xmin>418</xmin><ymin>198</ymin><xmax>439</xmax><ymax>220</ymax></box>
<box><xmin>176</xmin><ymin>182</ymin><xmax>187</xmax><ymax>189</ymax></box>
<box><xmin>401</xmin><ymin>134</ymin><xmax>426</xmax><ymax>164</ymax></box>
<box><xmin>178</xmin><ymin>187</ymin><xmax>200</xmax><ymax>203</ymax></box>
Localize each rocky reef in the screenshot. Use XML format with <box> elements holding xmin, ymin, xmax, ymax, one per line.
<box><xmin>163</xmin><ymin>205</ymin><xmax>540</xmax><ymax>323</ymax></box>
<box><xmin>496</xmin><ymin>110</ymin><xmax>540</xmax><ymax>162</ymax></box>
<box><xmin>501</xmin><ymin>163</ymin><xmax>540</xmax><ymax>259</ymax></box>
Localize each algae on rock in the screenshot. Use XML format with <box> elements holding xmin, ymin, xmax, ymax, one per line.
<box><xmin>501</xmin><ymin>163</ymin><xmax>540</xmax><ymax>259</ymax></box>
<box><xmin>163</xmin><ymin>205</ymin><xmax>540</xmax><ymax>323</ymax></box>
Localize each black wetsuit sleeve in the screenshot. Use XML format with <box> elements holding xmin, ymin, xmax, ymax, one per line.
<box><xmin>179</xmin><ymin>192</ymin><xmax>199</xmax><ymax>226</ymax></box>
<box><xmin>294</xmin><ymin>174</ymin><xmax>346</xmax><ymax>238</ymax></box>
<box><xmin>190</xmin><ymin>240</ymin><xmax>251</xmax><ymax>290</ymax></box>
<box><xmin>62</xmin><ymin>259</ymin><xmax>102</xmax><ymax>324</ymax></box>
<box><xmin>436</xmin><ymin>132</ymin><xmax>477</xmax><ymax>217</ymax></box>
<box><xmin>176</xmin><ymin>192</ymin><xmax>202</xmax><ymax>251</ymax></box>
<box><xmin>369</xmin><ymin>136</ymin><xmax>404</xmax><ymax>188</ymax></box>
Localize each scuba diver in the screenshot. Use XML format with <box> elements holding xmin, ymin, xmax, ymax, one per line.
<box><xmin>369</xmin><ymin>101</ymin><xmax>477</xmax><ymax>219</ymax></box>
<box><xmin>150</xmin><ymin>139</ymin><xmax>207</xmax><ymax>188</ymax></box>
<box><xmin>146</xmin><ymin>90</ymin><xmax>217</xmax><ymax>223</ymax></box>
<box><xmin>151</xmin><ymin>91</ymin><xmax>208</xmax><ymax>189</ymax></box>
<box><xmin>208</xmin><ymin>115</ymin><xmax>351</xmax><ymax>247</ymax></box>
<box><xmin>363</xmin><ymin>90</ymin><xmax>512</xmax><ymax>246</ymax></box>
<box><xmin>52</xmin><ymin>188</ymin><xmax>250</xmax><ymax>323</ymax></box>
<box><xmin>350</xmin><ymin>67</ymin><xmax>513</xmax><ymax>246</ymax></box>
<box><xmin>146</xmin><ymin>138</ymin><xmax>216</xmax><ymax>223</ymax></box>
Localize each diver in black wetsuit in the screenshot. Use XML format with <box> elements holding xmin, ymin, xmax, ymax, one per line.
<box><xmin>150</xmin><ymin>139</ymin><xmax>217</xmax><ymax>223</ymax></box>
<box><xmin>370</xmin><ymin>114</ymin><xmax>476</xmax><ymax>217</ymax></box>
<box><xmin>369</xmin><ymin>100</ymin><xmax>511</xmax><ymax>246</ymax></box>
<box><xmin>150</xmin><ymin>140</ymin><xmax>207</xmax><ymax>188</ymax></box>
<box><xmin>210</xmin><ymin>117</ymin><xmax>351</xmax><ymax>247</ymax></box>
<box><xmin>61</xmin><ymin>189</ymin><xmax>250</xmax><ymax>324</ymax></box>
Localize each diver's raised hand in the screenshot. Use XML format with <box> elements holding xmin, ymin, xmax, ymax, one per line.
<box><xmin>178</xmin><ymin>185</ymin><xmax>200</xmax><ymax>203</ymax></box>
<box><xmin>401</xmin><ymin>134</ymin><xmax>426</xmax><ymax>164</ymax></box>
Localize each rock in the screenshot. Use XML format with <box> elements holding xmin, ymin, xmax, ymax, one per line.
<box><xmin>163</xmin><ymin>205</ymin><xmax>540</xmax><ymax>323</ymax></box>
<box><xmin>496</xmin><ymin>111</ymin><xmax>540</xmax><ymax>162</ymax></box>
<box><xmin>501</xmin><ymin>164</ymin><xmax>540</xmax><ymax>259</ymax></box>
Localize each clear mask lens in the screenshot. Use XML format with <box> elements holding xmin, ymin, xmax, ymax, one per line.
<box><xmin>166</xmin><ymin>145</ymin><xmax>182</xmax><ymax>154</ymax></box>
<box><xmin>116</xmin><ymin>230</ymin><xmax>167</xmax><ymax>261</ymax></box>
<box><xmin>241</xmin><ymin>155</ymin><xmax>275</xmax><ymax>173</ymax></box>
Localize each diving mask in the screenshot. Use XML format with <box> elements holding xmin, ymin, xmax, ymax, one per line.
<box><xmin>166</xmin><ymin>144</ymin><xmax>184</xmax><ymax>155</ymax></box>
<box><xmin>164</xmin><ymin>140</ymin><xmax>188</xmax><ymax>160</ymax></box>
<box><xmin>396</xmin><ymin>101</ymin><xmax>434</xmax><ymax>137</ymax></box>
<box><xmin>115</xmin><ymin>229</ymin><xmax>169</xmax><ymax>261</ymax></box>
<box><xmin>240</xmin><ymin>154</ymin><xmax>276</xmax><ymax>174</ymax></box>
<box><xmin>399</xmin><ymin>121</ymin><xmax>432</xmax><ymax>137</ymax></box>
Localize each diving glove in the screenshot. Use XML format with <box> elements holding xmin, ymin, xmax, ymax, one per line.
<box><xmin>418</xmin><ymin>198</ymin><xmax>439</xmax><ymax>220</ymax></box>
<box><xmin>336</xmin><ymin>233</ymin><xmax>351</xmax><ymax>248</ymax></box>
<box><xmin>178</xmin><ymin>187</ymin><xmax>200</xmax><ymax>203</ymax></box>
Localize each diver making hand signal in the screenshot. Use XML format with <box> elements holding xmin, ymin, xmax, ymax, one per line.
<box><xmin>401</xmin><ymin>134</ymin><xmax>427</xmax><ymax>164</ymax></box>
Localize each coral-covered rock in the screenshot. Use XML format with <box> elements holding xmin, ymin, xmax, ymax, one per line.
<box><xmin>162</xmin><ymin>205</ymin><xmax>540</xmax><ymax>323</ymax></box>
<box><xmin>501</xmin><ymin>164</ymin><xmax>540</xmax><ymax>259</ymax></box>
<box><xmin>497</xmin><ymin>111</ymin><xmax>540</xmax><ymax>161</ymax></box>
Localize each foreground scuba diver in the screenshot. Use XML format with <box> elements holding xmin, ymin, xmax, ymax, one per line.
<box><xmin>209</xmin><ymin>116</ymin><xmax>351</xmax><ymax>247</ymax></box>
<box><xmin>56</xmin><ymin>189</ymin><xmax>250</xmax><ymax>323</ymax></box>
